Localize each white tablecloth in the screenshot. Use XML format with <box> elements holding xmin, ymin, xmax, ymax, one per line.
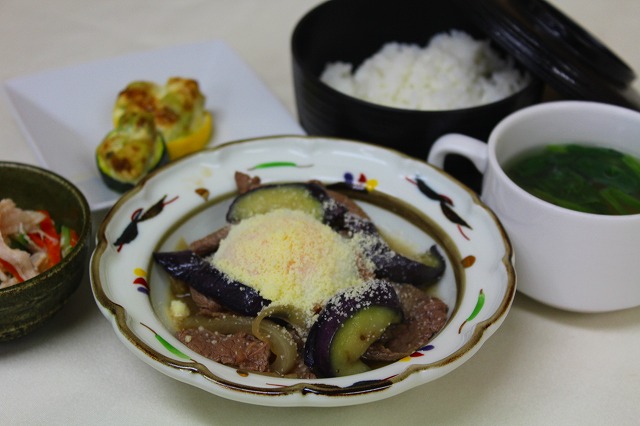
<box><xmin>1</xmin><ymin>1</ymin><xmax>639</xmax><ymax>424</ymax></box>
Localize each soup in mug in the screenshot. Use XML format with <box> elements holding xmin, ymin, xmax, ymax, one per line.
<box><xmin>504</xmin><ymin>143</ymin><xmax>640</xmax><ymax>215</ymax></box>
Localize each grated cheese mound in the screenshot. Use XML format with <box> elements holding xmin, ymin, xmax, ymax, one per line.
<box><xmin>210</xmin><ymin>209</ymin><xmax>373</xmax><ymax>322</ymax></box>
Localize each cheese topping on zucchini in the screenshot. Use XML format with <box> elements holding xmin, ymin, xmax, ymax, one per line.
<box><xmin>96</xmin><ymin>113</ymin><xmax>168</xmax><ymax>192</ymax></box>
<box><xmin>113</xmin><ymin>77</ymin><xmax>212</xmax><ymax>160</ymax></box>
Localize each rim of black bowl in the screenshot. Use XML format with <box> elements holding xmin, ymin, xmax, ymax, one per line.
<box><xmin>454</xmin><ymin>0</ymin><xmax>640</xmax><ymax>110</ymax></box>
<box><xmin>0</xmin><ymin>161</ymin><xmax>91</xmax><ymax>294</ymax></box>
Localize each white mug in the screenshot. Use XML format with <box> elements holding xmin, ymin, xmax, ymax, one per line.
<box><xmin>428</xmin><ymin>101</ymin><xmax>640</xmax><ymax>312</ymax></box>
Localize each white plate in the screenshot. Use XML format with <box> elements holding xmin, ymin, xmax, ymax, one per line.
<box><xmin>3</xmin><ymin>40</ymin><xmax>304</xmax><ymax>211</ymax></box>
<box><xmin>91</xmin><ymin>136</ymin><xmax>516</xmax><ymax>407</ymax></box>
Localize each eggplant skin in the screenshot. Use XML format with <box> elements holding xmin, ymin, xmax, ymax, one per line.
<box><xmin>372</xmin><ymin>244</ymin><xmax>446</xmax><ymax>287</ymax></box>
<box><xmin>344</xmin><ymin>213</ymin><xmax>446</xmax><ymax>286</ymax></box>
<box><xmin>304</xmin><ymin>279</ymin><xmax>403</xmax><ymax>377</ymax></box>
<box><xmin>225</xmin><ymin>182</ymin><xmax>347</xmax><ymax>228</ymax></box>
<box><xmin>153</xmin><ymin>250</ymin><xmax>270</xmax><ymax>316</ymax></box>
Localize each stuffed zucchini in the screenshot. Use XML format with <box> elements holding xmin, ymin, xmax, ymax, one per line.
<box><xmin>113</xmin><ymin>77</ymin><xmax>213</xmax><ymax>160</ymax></box>
<box><xmin>96</xmin><ymin>113</ymin><xmax>168</xmax><ymax>193</ymax></box>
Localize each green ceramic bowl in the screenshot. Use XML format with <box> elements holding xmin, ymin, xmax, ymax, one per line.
<box><xmin>0</xmin><ymin>162</ymin><xmax>91</xmax><ymax>341</ymax></box>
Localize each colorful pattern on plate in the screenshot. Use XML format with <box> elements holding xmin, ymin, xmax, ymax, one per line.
<box><xmin>248</xmin><ymin>161</ymin><xmax>313</xmax><ymax>170</ymax></box>
<box><xmin>263</xmin><ymin>344</ymin><xmax>436</xmax><ymax>388</ymax></box>
<box><xmin>132</xmin><ymin>268</ymin><xmax>149</xmax><ymax>295</ymax></box>
<box><xmin>461</xmin><ymin>255</ymin><xmax>476</xmax><ymax>268</ymax></box>
<box><xmin>121</xmin><ymin>168</ymin><xmax>478</xmax><ymax>383</ymax></box>
<box><xmin>399</xmin><ymin>343</ymin><xmax>436</xmax><ymax>361</ymax></box>
<box><xmin>113</xmin><ymin>195</ymin><xmax>179</xmax><ymax>251</ymax></box>
<box><xmin>139</xmin><ymin>169</ymin><xmax>447</xmax><ymax>385</ymax></box>
<box><xmin>93</xmin><ymin>137</ymin><xmax>515</xmax><ymax>406</ymax></box>
<box><xmin>142</xmin><ymin>323</ymin><xmax>191</xmax><ymax>360</ymax></box>
<box><xmin>458</xmin><ymin>289</ymin><xmax>486</xmax><ymax>334</ymax></box>
<box><xmin>344</xmin><ymin>172</ymin><xmax>378</xmax><ymax>192</ymax></box>
<box><xmin>406</xmin><ymin>176</ymin><xmax>472</xmax><ymax>240</ymax></box>
<box><xmin>195</xmin><ymin>187</ymin><xmax>210</xmax><ymax>201</ymax></box>
<box><xmin>402</xmin><ymin>176</ymin><xmax>485</xmax><ymax>334</ymax></box>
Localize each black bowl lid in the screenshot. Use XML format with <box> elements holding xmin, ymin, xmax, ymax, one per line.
<box><xmin>454</xmin><ymin>0</ymin><xmax>640</xmax><ymax>111</ymax></box>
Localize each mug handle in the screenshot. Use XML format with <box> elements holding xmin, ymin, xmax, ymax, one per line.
<box><xmin>427</xmin><ymin>134</ymin><xmax>489</xmax><ymax>174</ymax></box>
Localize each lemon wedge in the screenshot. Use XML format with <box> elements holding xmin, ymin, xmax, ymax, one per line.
<box><xmin>165</xmin><ymin>111</ymin><xmax>213</xmax><ymax>160</ymax></box>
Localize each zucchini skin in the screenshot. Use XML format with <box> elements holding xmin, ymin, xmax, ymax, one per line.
<box><xmin>97</xmin><ymin>142</ymin><xmax>168</xmax><ymax>193</ymax></box>
<box><xmin>96</xmin><ymin>113</ymin><xmax>170</xmax><ymax>193</ymax></box>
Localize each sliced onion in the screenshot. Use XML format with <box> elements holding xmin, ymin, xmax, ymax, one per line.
<box><xmin>179</xmin><ymin>314</ymin><xmax>298</xmax><ymax>375</ymax></box>
<box><xmin>252</xmin><ymin>304</ymin><xmax>308</xmax><ymax>337</ymax></box>
<box><xmin>180</xmin><ymin>314</ymin><xmax>252</xmax><ymax>334</ymax></box>
<box><xmin>251</xmin><ymin>307</ymin><xmax>301</xmax><ymax>374</ymax></box>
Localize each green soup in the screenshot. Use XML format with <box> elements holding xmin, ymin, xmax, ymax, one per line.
<box><xmin>504</xmin><ymin>143</ymin><xmax>640</xmax><ymax>215</ymax></box>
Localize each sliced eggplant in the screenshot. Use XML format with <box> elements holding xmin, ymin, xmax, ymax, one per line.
<box><xmin>226</xmin><ymin>182</ymin><xmax>346</xmax><ymax>227</ymax></box>
<box><xmin>344</xmin><ymin>212</ymin><xmax>446</xmax><ymax>286</ymax></box>
<box><xmin>371</xmin><ymin>244</ymin><xmax>446</xmax><ymax>287</ymax></box>
<box><xmin>304</xmin><ymin>280</ymin><xmax>402</xmax><ymax>377</ymax></box>
<box><xmin>153</xmin><ymin>250</ymin><xmax>270</xmax><ymax>316</ymax></box>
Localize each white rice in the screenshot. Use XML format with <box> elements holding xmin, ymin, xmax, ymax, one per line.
<box><xmin>320</xmin><ymin>30</ymin><xmax>530</xmax><ymax>111</ymax></box>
